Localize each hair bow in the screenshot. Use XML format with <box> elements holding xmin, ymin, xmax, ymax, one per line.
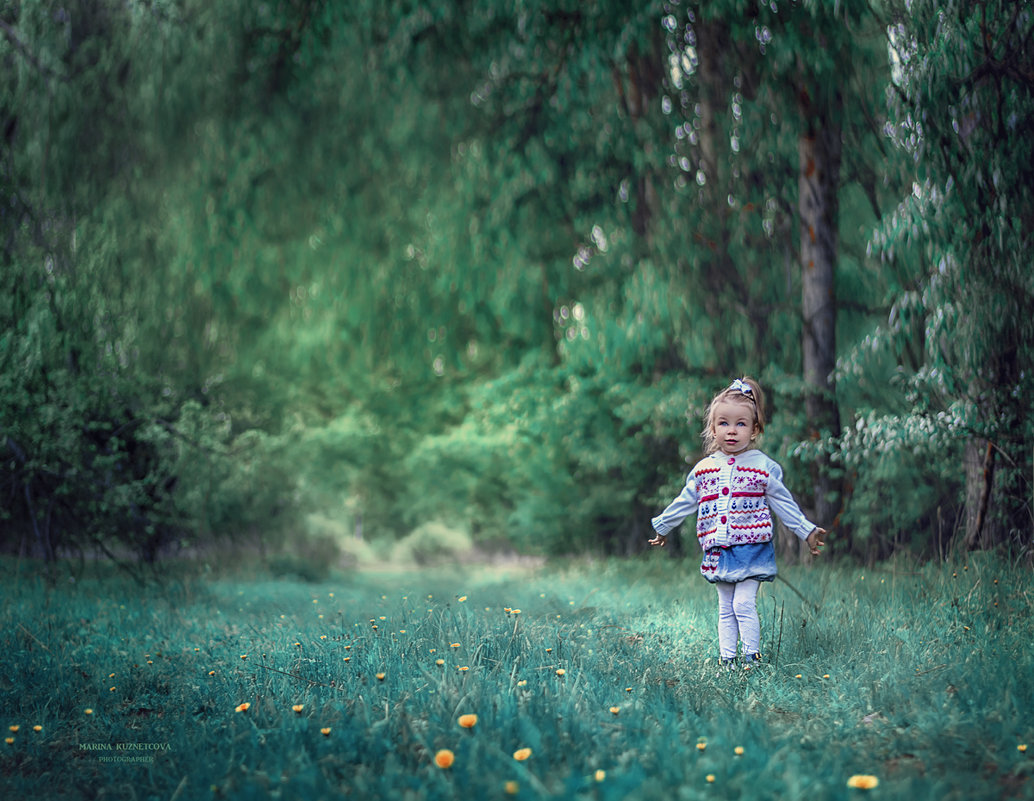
<box><xmin>729</xmin><ymin>379</ymin><xmax>753</xmax><ymax>396</ymax></box>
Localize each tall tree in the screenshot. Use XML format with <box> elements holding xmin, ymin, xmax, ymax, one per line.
<box><xmin>880</xmin><ymin>0</ymin><xmax>1034</xmax><ymax>550</ymax></box>
<box><xmin>666</xmin><ymin>3</ymin><xmax>891</xmax><ymax>547</ymax></box>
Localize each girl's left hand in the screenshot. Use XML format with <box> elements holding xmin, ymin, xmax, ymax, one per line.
<box><xmin>647</xmin><ymin>534</ymin><xmax>666</xmax><ymax>547</ymax></box>
<box><xmin>806</xmin><ymin>527</ymin><xmax>826</xmax><ymax>556</ymax></box>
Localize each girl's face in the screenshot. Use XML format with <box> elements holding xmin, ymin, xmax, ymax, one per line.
<box><xmin>711</xmin><ymin>399</ymin><xmax>758</xmax><ymax>455</ymax></box>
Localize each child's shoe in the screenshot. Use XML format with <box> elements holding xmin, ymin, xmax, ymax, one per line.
<box><xmin>741</xmin><ymin>652</ymin><xmax>762</xmax><ymax>671</ymax></box>
<box><xmin>717</xmin><ymin>657</ymin><xmax>737</xmax><ymax>677</ymax></box>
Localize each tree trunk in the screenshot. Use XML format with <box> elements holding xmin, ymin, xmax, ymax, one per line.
<box><xmin>798</xmin><ymin>123</ymin><xmax>842</xmax><ymax>531</ymax></box>
<box><xmin>962</xmin><ymin>437</ymin><xmax>997</xmax><ymax>550</ymax></box>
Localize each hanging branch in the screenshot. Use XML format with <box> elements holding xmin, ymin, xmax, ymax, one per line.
<box><xmin>0</xmin><ymin>19</ymin><xmax>69</xmax><ymax>83</ymax></box>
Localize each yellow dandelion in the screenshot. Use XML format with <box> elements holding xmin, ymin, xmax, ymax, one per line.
<box><xmin>109</xmin><ymin>687</ymin><xmax>116</xmax><ymax>692</ymax></box>
<box><xmin>235</xmin><ymin>702</ymin><xmax>250</xmax><ymax>713</ymax></box>
<box><xmin>320</xmin><ymin>727</ymin><xmax>332</xmax><ymax>737</ymax></box>
<box><xmin>434</xmin><ymin>749</ymin><xmax>455</xmax><ymax>769</ymax></box>
<box><xmin>595</xmin><ymin>769</ymin><xmax>606</xmax><ymax>782</ymax></box>
<box><xmin>4</xmin><ymin>737</ymin><xmax>12</xmax><ymax>745</ymax></box>
<box><xmin>504</xmin><ymin>607</ymin><xmax>512</xmax><ymax>613</ymax></box>
<box><xmin>33</xmin><ymin>726</ymin><xmax>42</xmax><ymax>733</ymax></box>
<box><xmin>375</xmin><ymin>672</ymin><xmax>386</xmax><ymax>681</ymax></box>
<box><xmin>379</xmin><ymin>616</ymin><xmax>386</xmax><ymax>621</ymax></box>
<box><xmin>823</xmin><ymin>674</ymin><xmax>830</xmax><ymax>679</ymax></box>
<box><xmin>451</xmin><ymin>643</ymin><xmax>461</xmax><ymax>649</ymax></box>
<box><xmin>240</xmin><ymin>654</ymin><xmax>248</xmax><ymax>660</ymax></box>
<box><xmin>109</xmin><ymin>673</ymin><xmax>115</xmax><ymax>678</ymax></box>
<box><xmin>706</xmin><ymin>774</ymin><xmax>716</xmax><ymax>783</ymax></box>
<box><xmin>458</xmin><ymin>666</ymin><xmax>470</xmax><ymax>672</ymax></box>
<box><xmin>436</xmin><ymin>659</ymin><xmax>445</xmax><ymax>666</ymax></box>
<box><xmin>696</xmin><ymin>742</ymin><xmax>707</xmax><ymax>751</ymax></box>
<box><xmin>846</xmin><ymin>775</ymin><xmax>879</xmax><ymax>790</ymax></box>
<box><xmin>458</xmin><ymin>714</ymin><xmax>478</xmax><ymax>729</ymax></box>
<box><xmin>626</xmin><ymin>687</ymin><xmax>633</xmax><ymax>693</ymax></box>
<box><xmin>1019</xmin><ymin>744</ymin><xmax>1028</xmax><ymax>752</ymax></box>
<box><xmin>517</xmin><ymin>680</ymin><xmax>527</xmax><ymax>687</ymax></box>
<box><xmin>9</xmin><ymin>726</ymin><xmax>19</xmax><ymax>733</ymax></box>
<box><xmin>609</xmin><ymin>707</ymin><xmax>620</xmax><ymax>715</ymax></box>
<box><xmin>512</xmin><ymin>609</ymin><xmax>521</xmax><ymax>615</ymax></box>
<box><xmin>504</xmin><ymin>781</ymin><xmax>519</xmax><ymax>795</ymax></box>
<box><xmin>545</xmin><ymin>648</ymin><xmax>553</xmax><ymax>653</ymax></box>
<box><xmin>795</xmin><ymin>674</ymin><xmax>803</xmax><ymax>679</ymax></box>
<box><xmin>458</xmin><ymin>596</ymin><xmax>468</xmax><ymax>603</ymax></box>
<box><xmin>734</xmin><ymin>746</ymin><xmax>745</xmax><ymax>756</ymax></box>
<box><xmin>556</xmin><ymin>669</ymin><xmax>566</xmax><ymax>677</ymax></box>
<box><xmin>84</xmin><ymin>709</ymin><xmax>93</xmax><ymax>716</ymax></box>
<box><xmin>320</xmin><ymin>635</ymin><xmax>327</xmax><ymax>640</ymax></box>
<box><xmin>344</xmin><ymin>657</ymin><xmax>351</xmax><ymax>662</ymax></box>
<box><xmin>513</xmin><ymin>747</ymin><xmax>532</xmax><ymax>761</ymax></box>
<box><xmin>400</xmin><ymin>630</ymin><xmax>406</xmax><ymax>634</ymax></box>
<box><xmin>292</xmin><ymin>705</ymin><xmax>304</xmax><ymax>714</ymax></box>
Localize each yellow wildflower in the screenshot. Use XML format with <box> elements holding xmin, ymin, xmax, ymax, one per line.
<box><xmin>434</xmin><ymin>749</ymin><xmax>455</xmax><ymax>769</ymax></box>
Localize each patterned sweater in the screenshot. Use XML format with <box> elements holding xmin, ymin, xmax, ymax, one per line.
<box><xmin>651</xmin><ymin>449</ymin><xmax>816</xmax><ymax>550</ymax></box>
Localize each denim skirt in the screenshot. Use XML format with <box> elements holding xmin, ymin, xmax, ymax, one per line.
<box><xmin>701</xmin><ymin>541</ymin><xmax>777</xmax><ymax>584</ymax></box>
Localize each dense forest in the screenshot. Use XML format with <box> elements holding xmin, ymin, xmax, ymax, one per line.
<box><xmin>2</xmin><ymin>0</ymin><xmax>1032</xmax><ymax>572</ymax></box>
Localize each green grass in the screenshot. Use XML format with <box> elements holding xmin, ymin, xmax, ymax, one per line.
<box><xmin>1</xmin><ymin>553</ymin><xmax>1032</xmax><ymax>800</ymax></box>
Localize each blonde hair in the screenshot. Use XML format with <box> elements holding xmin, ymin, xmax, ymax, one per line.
<box><xmin>701</xmin><ymin>377</ymin><xmax>766</xmax><ymax>454</ymax></box>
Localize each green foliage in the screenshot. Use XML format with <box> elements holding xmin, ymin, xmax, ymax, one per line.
<box><xmin>390</xmin><ymin>522</ymin><xmax>475</xmax><ymax>566</ymax></box>
<box><xmin>2</xmin><ymin>0</ymin><xmax>1030</xmax><ymax>569</ymax></box>
<box><xmin>1</xmin><ymin>557</ymin><xmax>1031</xmax><ymax>799</ymax></box>
<box><xmin>833</xmin><ymin>0</ymin><xmax>1034</xmax><ymax>551</ymax></box>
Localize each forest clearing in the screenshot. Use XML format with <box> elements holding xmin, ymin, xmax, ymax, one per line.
<box><xmin>2</xmin><ymin>554</ymin><xmax>1031</xmax><ymax>800</ymax></box>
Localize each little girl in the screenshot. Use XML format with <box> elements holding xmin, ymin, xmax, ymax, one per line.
<box><xmin>648</xmin><ymin>377</ymin><xmax>825</xmax><ymax>670</ymax></box>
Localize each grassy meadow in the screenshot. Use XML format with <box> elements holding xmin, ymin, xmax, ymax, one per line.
<box><xmin>1</xmin><ymin>552</ymin><xmax>1032</xmax><ymax>800</ymax></box>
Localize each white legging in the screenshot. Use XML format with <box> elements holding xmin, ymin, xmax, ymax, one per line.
<box><xmin>715</xmin><ymin>579</ymin><xmax>761</xmax><ymax>660</ymax></box>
